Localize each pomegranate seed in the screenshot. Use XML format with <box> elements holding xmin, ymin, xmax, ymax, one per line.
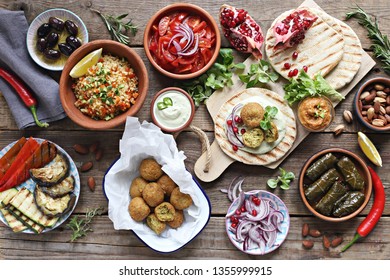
<box><xmin>227</xmin><ymin>119</ymin><xmax>233</xmax><ymax>126</ymax></box>
<box><xmin>288</xmin><ymin>70</ymin><xmax>294</xmax><ymax>78</ymax></box>
<box><xmin>292</xmin><ymin>68</ymin><xmax>299</xmax><ymax>76</ymax></box>
<box><xmin>233</xmin><ymin>126</ymin><xmax>238</xmax><ymax>133</ymax></box>
<box><xmin>237</xmin><ymin>116</ymin><xmax>242</xmax><ymax>123</ymax></box>
<box><xmin>252</xmin><ymin>209</ymin><xmax>257</xmax><ymax>216</ymax></box>
<box><xmin>234</xmin><ymin>115</ymin><xmax>240</xmax><ymax>122</ymax></box>
<box><xmin>292</xmin><ymin>51</ymin><xmax>298</xmax><ymax>59</ymax></box>
<box><xmin>231</xmin><ymin>223</ymin><xmax>237</xmax><ymax>228</ymax></box>
<box><xmin>275</xmin><ymin>27</ymin><xmax>281</xmax><ymax>34</ymax></box>
<box><xmin>235</xmin><ymin>210</ymin><xmax>241</xmax><ymax>215</ymax></box>
<box><xmin>232</xmin><ymin>145</ymin><xmax>238</xmax><ymax>151</ymax></box>
<box><xmin>241</xmin><ymin>205</ymin><xmax>246</xmax><ymax>212</ymax></box>
<box><xmin>254</xmin><ymin>199</ymin><xmax>260</xmax><ymax>206</ymax></box>
<box><xmin>230</xmin><ymin>216</ymin><xmax>238</xmax><ymax>223</ymax></box>
<box><xmin>240</xmin><ymin>128</ymin><xmax>246</xmax><ymax>134</ymax></box>
<box><xmin>284</xmin><ymin>62</ymin><xmax>291</xmax><ymax>70</ymax></box>
<box><xmin>303</xmin><ymin>65</ymin><xmax>308</xmax><ymax>72</ymax></box>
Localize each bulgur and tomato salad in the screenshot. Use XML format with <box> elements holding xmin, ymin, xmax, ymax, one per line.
<box><xmin>71</xmin><ymin>54</ymin><xmax>139</xmax><ymax>121</ymax></box>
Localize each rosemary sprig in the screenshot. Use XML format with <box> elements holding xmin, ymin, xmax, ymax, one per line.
<box><xmin>346</xmin><ymin>6</ymin><xmax>390</xmax><ymax>74</ymax></box>
<box><xmin>66</xmin><ymin>207</ymin><xmax>104</xmax><ymax>242</ymax></box>
<box><xmin>91</xmin><ymin>8</ymin><xmax>137</xmax><ymax>45</ymax></box>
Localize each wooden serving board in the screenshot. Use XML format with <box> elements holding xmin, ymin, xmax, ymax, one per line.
<box><xmin>194</xmin><ymin>0</ymin><xmax>376</xmax><ymax>182</ymax></box>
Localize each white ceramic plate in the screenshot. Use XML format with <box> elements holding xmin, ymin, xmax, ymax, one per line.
<box><xmin>26</xmin><ymin>8</ymin><xmax>89</xmax><ymax>71</ymax></box>
<box><xmin>0</xmin><ymin>138</ymin><xmax>80</xmax><ymax>233</ymax></box>
<box><xmin>103</xmin><ymin>158</ymin><xmax>211</xmax><ymax>253</ymax></box>
<box><xmin>225</xmin><ymin>190</ymin><xmax>290</xmax><ymax>255</ymax></box>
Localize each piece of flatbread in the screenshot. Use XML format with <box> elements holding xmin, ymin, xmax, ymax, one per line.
<box><xmin>265</xmin><ymin>7</ymin><xmax>345</xmax><ymax>80</ymax></box>
<box><xmin>214</xmin><ymin>88</ymin><xmax>296</xmax><ymax>166</ymax></box>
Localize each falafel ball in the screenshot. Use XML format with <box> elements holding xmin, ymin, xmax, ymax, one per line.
<box><xmin>242</xmin><ymin>128</ymin><xmax>264</xmax><ymax>148</ymax></box>
<box><xmin>128</xmin><ymin>197</ymin><xmax>150</xmax><ymax>222</ymax></box>
<box><xmin>167</xmin><ymin>210</ymin><xmax>184</xmax><ymax>229</ymax></box>
<box><xmin>146</xmin><ymin>213</ymin><xmax>166</xmax><ymax>235</ymax></box>
<box><xmin>139</xmin><ymin>158</ymin><xmax>163</xmax><ymax>181</ymax></box>
<box><xmin>264</xmin><ymin>122</ymin><xmax>279</xmax><ymax>143</ymax></box>
<box><xmin>129</xmin><ymin>177</ymin><xmax>148</xmax><ymax>198</ymax></box>
<box><xmin>170</xmin><ymin>187</ymin><xmax>193</xmax><ymax>210</ymax></box>
<box><xmin>240</xmin><ymin>102</ymin><xmax>264</xmax><ymax>128</ymax></box>
<box><xmin>142</xmin><ymin>182</ymin><xmax>165</xmax><ymax>207</ymax></box>
<box><xmin>155</xmin><ymin>202</ymin><xmax>176</xmax><ymax>222</ymax></box>
<box><xmin>157</xmin><ymin>175</ymin><xmax>177</xmax><ymax>196</ymax></box>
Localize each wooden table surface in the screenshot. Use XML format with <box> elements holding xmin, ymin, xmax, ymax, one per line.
<box><xmin>0</xmin><ymin>0</ymin><xmax>389</xmax><ymax>260</ymax></box>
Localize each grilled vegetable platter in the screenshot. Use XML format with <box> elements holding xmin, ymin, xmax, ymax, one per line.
<box><xmin>0</xmin><ymin>137</ymin><xmax>80</xmax><ymax>234</ymax></box>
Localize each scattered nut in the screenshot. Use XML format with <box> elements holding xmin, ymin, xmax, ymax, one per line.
<box><xmin>95</xmin><ymin>148</ymin><xmax>103</xmax><ymax>161</ymax></box>
<box><xmin>379</xmin><ymin>106</ymin><xmax>386</xmax><ymax>116</ymax></box>
<box><xmin>73</xmin><ymin>144</ymin><xmax>89</xmax><ymax>155</ymax></box>
<box><xmin>385</xmin><ymin>114</ymin><xmax>390</xmax><ymax>123</ymax></box>
<box><xmin>80</xmin><ymin>161</ymin><xmax>93</xmax><ymax>172</ymax></box>
<box><xmin>89</xmin><ymin>141</ymin><xmax>100</xmax><ymax>153</ymax></box>
<box><xmin>309</xmin><ymin>229</ymin><xmax>322</xmax><ymax>237</ymax></box>
<box><xmin>374</xmin><ymin>97</ymin><xmax>387</xmax><ymax>104</ymax></box>
<box><xmin>386</xmin><ymin>106</ymin><xmax>390</xmax><ymax>115</ymax></box>
<box><xmin>333</xmin><ymin>124</ymin><xmax>345</xmax><ymax>136</ymax></box>
<box><xmin>376</xmin><ymin>90</ymin><xmax>387</xmax><ymax>99</ymax></box>
<box><xmin>323</xmin><ymin>235</ymin><xmax>331</xmax><ymax>249</ymax></box>
<box><xmin>360</xmin><ymin>91</ymin><xmax>370</xmax><ymax>100</ymax></box>
<box><xmin>331</xmin><ymin>236</ymin><xmax>344</xmax><ymax>247</ymax></box>
<box><xmin>365</xmin><ymin>92</ymin><xmax>376</xmax><ymax>103</ymax></box>
<box><xmin>374</xmin><ymin>84</ymin><xmax>385</xmax><ymax>91</ymax></box>
<box><xmin>367</xmin><ymin>107</ymin><xmax>375</xmax><ymax>121</ymax></box>
<box><xmin>378</xmin><ymin>115</ymin><xmax>388</xmax><ymax>125</ymax></box>
<box><xmin>374</xmin><ymin>101</ymin><xmax>381</xmax><ymax>113</ymax></box>
<box><xmin>87</xmin><ymin>176</ymin><xmax>96</xmax><ymax>192</ymax></box>
<box><xmin>302</xmin><ymin>223</ymin><xmax>309</xmax><ymax>237</ymax></box>
<box><xmin>386</xmin><ymin>95</ymin><xmax>390</xmax><ymax>105</ymax></box>
<box><xmin>302</xmin><ymin>240</ymin><xmax>314</xmax><ymax>249</ymax></box>
<box><xmin>372</xmin><ymin>119</ymin><xmax>385</xmax><ymax>127</ymax></box>
<box><xmin>343</xmin><ymin>110</ymin><xmax>353</xmax><ymax>123</ymax></box>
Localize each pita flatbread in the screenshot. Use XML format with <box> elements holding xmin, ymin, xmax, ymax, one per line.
<box><xmin>265</xmin><ymin>7</ymin><xmax>345</xmax><ymax>80</ymax></box>
<box><xmin>215</xmin><ymin>88</ymin><xmax>296</xmax><ymax>166</ymax></box>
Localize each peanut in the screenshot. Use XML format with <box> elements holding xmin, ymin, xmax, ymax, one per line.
<box><xmin>88</xmin><ymin>176</ymin><xmax>96</xmax><ymax>192</ymax></box>
<box><xmin>73</xmin><ymin>144</ymin><xmax>89</xmax><ymax>155</ymax></box>
<box><xmin>302</xmin><ymin>240</ymin><xmax>314</xmax><ymax>249</ymax></box>
<box><xmin>80</xmin><ymin>161</ymin><xmax>93</xmax><ymax>172</ymax></box>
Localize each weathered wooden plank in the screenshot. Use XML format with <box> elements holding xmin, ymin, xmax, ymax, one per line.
<box><xmin>0</xmin><ymin>131</ymin><xmax>389</xmax><ymax>216</ymax></box>
<box><xmin>1</xmin><ymin>216</ymin><xmax>389</xmax><ymax>259</ymax></box>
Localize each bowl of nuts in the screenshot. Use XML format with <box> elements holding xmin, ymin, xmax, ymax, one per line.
<box><xmin>354</xmin><ymin>77</ymin><xmax>390</xmax><ymax>131</ymax></box>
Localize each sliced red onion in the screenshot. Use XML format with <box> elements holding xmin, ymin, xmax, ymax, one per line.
<box><xmin>226</xmin><ymin>191</ymin><xmax>245</xmax><ymax>218</ymax></box>
<box><xmin>177</xmin><ymin>34</ymin><xmax>199</xmax><ymax>56</ymax></box>
<box><xmin>226</xmin><ymin>103</ymin><xmax>245</xmax><ymax>148</ymax></box>
<box><xmin>220</xmin><ymin>188</ymin><xmax>228</xmax><ymax>193</ymax></box>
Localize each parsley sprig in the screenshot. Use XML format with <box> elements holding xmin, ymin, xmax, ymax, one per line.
<box><xmin>67</xmin><ymin>207</ymin><xmax>104</xmax><ymax>242</ymax></box>
<box><xmin>239</xmin><ymin>60</ymin><xmax>279</xmax><ymax>88</ymax></box>
<box><xmin>267</xmin><ymin>168</ymin><xmax>295</xmax><ymax>190</ymax></box>
<box><xmin>260</xmin><ymin>106</ymin><xmax>278</xmax><ymax>130</ymax></box>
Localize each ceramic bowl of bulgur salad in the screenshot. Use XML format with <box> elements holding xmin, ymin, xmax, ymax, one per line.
<box><xmin>59</xmin><ymin>40</ymin><xmax>149</xmax><ymax>129</ymax></box>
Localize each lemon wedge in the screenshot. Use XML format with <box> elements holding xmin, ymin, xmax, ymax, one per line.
<box><xmin>357</xmin><ymin>132</ymin><xmax>382</xmax><ymax>167</ymax></box>
<box><xmin>69</xmin><ymin>48</ymin><xmax>103</xmax><ymax>78</ymax></box>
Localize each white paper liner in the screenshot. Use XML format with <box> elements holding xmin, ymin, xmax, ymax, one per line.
<box><xmin>104</xmin><ymin>117</ymin><xmax>203</xmax><ymax>246</ymax></box>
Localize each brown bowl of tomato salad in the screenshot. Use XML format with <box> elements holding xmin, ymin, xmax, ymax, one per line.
<box><xmin>144</xmin><ymin>3</ymin><xmax>221</xmax><ymax>80</ymax></box>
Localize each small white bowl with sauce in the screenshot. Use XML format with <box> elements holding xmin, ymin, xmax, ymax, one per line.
<box><xmin>151</xmin><ymin>87</ymin><xmax>195</xmax><ymax>133</ymax></box>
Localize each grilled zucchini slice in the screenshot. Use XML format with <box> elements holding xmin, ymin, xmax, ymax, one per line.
<box><xmin>0</xmin><ymin>188</ymin><xmax>18</xmax><ymax>208</ymax></box>
<box><xmin>30</xmin><ymin>154</ymin><xmax>69</xmax><ymax>187</ymax></box>
<box><xmin>0</xmin><ymin>208</ymin><xmax>27</xmax><ymax>232</ymax></box>
<box><xmin>7</xmin><ymin>205</ymin><xmax>45</xmax><ymax>234</ymax></box>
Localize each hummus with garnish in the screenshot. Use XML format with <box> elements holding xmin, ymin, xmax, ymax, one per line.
<box><xmin>298</xmin><ymin>96</ymin><xmax>333</xmax><ymax>131</ymax></box>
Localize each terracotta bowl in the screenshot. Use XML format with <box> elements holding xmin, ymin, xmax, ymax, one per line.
<box><xmin>299</xmin><ymin>148</ymin><xmax>372</xmax><ymax>222</ymax></box>
<box><xmin>150</xmin><ymin>87</ymin><xmax>195</xmax><ymax>133</ymax></box>
<box><xmin>59</xmin><ymin>40</ymin><xmax>149</xmax><ymax>130</ymax></box>
<box><xmin>353</xmin><ymin>76</ymin><xmax>390</xmax><ymax>132</ymax></box>
<box><xmin>143</xmin><ymin>3</ymin><xmax>221</xmax><ymax>80</ymax></box>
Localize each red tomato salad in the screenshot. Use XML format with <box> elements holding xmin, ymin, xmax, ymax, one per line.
<box><xmin>148</xmin><ymin>11</ymin><xmax>216</xmax><ymax>74</ymax></box>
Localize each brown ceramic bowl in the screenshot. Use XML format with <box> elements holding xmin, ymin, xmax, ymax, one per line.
<box><xmin>354</xmin><ymin>76</ymin><xmax>390</xmax><ymax>132</ymax></box>
<box><xmin>59</xmin><ymin>40</ymin><xmax>149</xmax><ymax>130</ymax></box>
<box><xmin>143</xmin><ymin>3</ymin><xmax>221</xmax><ymax>80</ymax></box>
<box><xmin>150</xmin><ymin>87</ymin><xmax>195</xmax><ymax>133</ymax></box>
<box><xmin>299</xmin><ymin>148</ymin><xmax>372</xmax><ymax>222</ymax></box>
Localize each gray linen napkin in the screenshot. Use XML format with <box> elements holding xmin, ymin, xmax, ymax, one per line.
<box><xmin>0</xmin><ymin>9</ymin><xmax>67</xmax><ymax>129</ymax></box>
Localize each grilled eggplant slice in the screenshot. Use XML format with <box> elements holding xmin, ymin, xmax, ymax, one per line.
<box><xmin>40</xmin><ymin>176</ymin><xmax>75</xmax><ymax>198</ymax></box>
<box><xmin>30</xmin><ymin>154</ymin><xmax>69</xmax><ymax>187</ymax></box>
<box><xmin>34</xmin><ymin>185</ymin><xmax>75</xmax><ymax>217</ymax></box>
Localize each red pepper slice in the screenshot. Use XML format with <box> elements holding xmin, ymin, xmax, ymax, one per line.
<box><xmin>158</xmin><ymin>16</ymin><xmax>170</xmax><ymax>37</ymax></box>
<box><xmin>0</xmin><ymin>137</ymin><xmax>27</xmax><ymax>180</ymax></box>
<box><xmin>0</xmin><ymin>137</ymin><xmax>39</xmax><ymax>187</ymax></box>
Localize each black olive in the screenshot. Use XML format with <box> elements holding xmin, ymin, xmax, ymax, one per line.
<box><xmin>43</xmin><ymin>49</ymin><xmax>61</xmax><ymax>60</ymax></box>
<box><xmin>66</xmin><ymin>35</ymin><xmax>81</xmax><ymax>49</ymax></box>
<box><xmin>36</xmin><ymin>38</ymin><xmax>47</xmax><ymax>52</ymax></box>
<box><xmin>65</xmin><ymin>20</ymin><xmax>78</xmax><ymax>36</ymax></box>
<box><xmin>48</xmin><ymin>16</ymin><xmax>64</xmax><ymax>31</ymax></box>
<box><xmin>37</xmin><ymin>23</ymin><xmax>51</xmax><ymax>38</ymax></box>
<box><xmin>46</xmin><ymin>32</ymin><xmax>59</xmax><ymax>48</ymax></box>
<box><xmin>58</xmin><ymin>43</ymin><xmax>74</xmax><ymax>56</ymax></box>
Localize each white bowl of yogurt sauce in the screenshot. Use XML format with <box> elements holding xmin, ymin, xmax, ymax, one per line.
<box><xmin>151</xmin><ymin>87</ymin><xmax>195</xmax><ymax>132</ymax></box>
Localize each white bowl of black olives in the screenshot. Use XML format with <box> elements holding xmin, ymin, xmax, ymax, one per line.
<box><xmin>26</xmin><ymin>8</ymin><xmax>88</xmax><ymax>71</ymax></box>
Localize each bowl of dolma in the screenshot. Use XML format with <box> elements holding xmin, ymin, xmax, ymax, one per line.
<box><xmin>299</xmin><ymin>148</ymin><xmax>372</xmax><ymax>222</ymax></box>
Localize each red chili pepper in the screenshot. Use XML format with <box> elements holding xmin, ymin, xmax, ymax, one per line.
<box><xmin>341</xmin><ymin>166</ymin><xmax>386</xmax><ymax>252</ymax></box>
<box><xmin>0</xmin><ymin>67</ymin><xmax>48</xmax><ymax>127</ymax></box>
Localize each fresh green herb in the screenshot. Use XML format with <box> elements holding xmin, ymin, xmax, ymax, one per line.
<box><xmin>179</xmin><ymin>48</ymin><xmax>245</xmax><ymax>106</ymax></box>
<box><xmin>239</xmin><ymin>60</ymin><xmax>279</xmax><ymax>88</ymax></box>
<box><xmin>346</xmin><ymin>6</ymin><xmax>390</xmax><ymax>74</ymax></box>
<box><xmin>260</xmin><ymin>106</ymin><xmax>278</xmax><ymax>130</ymax></box>
<box><xmin>267</xmin><ymin>168</ymin><xmax>295</xmax><ymax>190</ymax></box>
<box><xmin>91</xmin><ymin>9</ymin><xmax>137</xmax><ymax>45</ymax></box>
<box><xmin>314</xmin><ymin>104</ymin><xmax>327</xmax><ymax>119</ymax></box>
<box><xmin>283</xmin><ymin>70</ymin><xmax>344</xmax><ymax>105</ymax></box>
<box><xmin>157</xmin><ymin>97</ymin><xmax>173</xmax><ymax>110</ymax></box>
<box><xmin>66</xmin><ymin>207</ymin><xmax>104</xmax><ymax>242</ymax></box>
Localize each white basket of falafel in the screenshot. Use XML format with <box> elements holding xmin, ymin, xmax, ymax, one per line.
<box><xmin>104</xmin><ymin>117</ymin><xmax>210</xmax><ymax>252</ymax></box>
